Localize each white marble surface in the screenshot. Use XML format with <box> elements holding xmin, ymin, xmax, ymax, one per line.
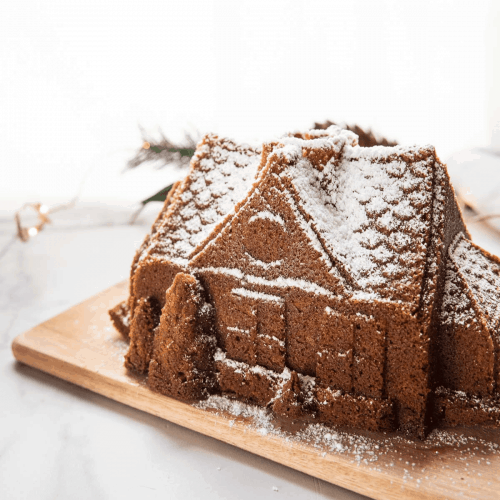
<box><xmin>0</xmin><ymin>202</ymin><xmax>367</xmax><ymax>500</ymax></box>
<box><xmin>3</xmin><ymin>189</ymin><xmax>500</xmax><ymax>500</ymax></box>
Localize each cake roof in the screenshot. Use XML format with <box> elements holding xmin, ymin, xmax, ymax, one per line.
<box><xmin>444</xmin><ymin>234</ymin><xmax>500</xmax><ymax>332</ymax></box>
<box><xmin>273</xmin><ymin>136</ymin><xmax>436</xmax><ymax>303</ymax></box>
<box><xmin>139</xmin><ymin>135</ymin><xmax>261</xmax><ymax>266</ymax></box>
<box><xmin>140</xmin><ymin>126</ymin><xmax>444</xmax><ymax>306</ymax></box>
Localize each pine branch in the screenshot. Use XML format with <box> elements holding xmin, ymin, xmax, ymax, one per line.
<box><xmin>127</xmin><ymin>126</ymin><xmax>198</xmax><ymax>170</ymax></box>
<box><xmin>140</xmin><ymin>185</ymin><xmax>174</xmax><ymax>204</ymax></box>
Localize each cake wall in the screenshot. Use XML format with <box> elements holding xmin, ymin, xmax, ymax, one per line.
<box><xmin>198</xmin><ymin>270</ymin><xmax>430</xmax><ymax>435</ymax></box>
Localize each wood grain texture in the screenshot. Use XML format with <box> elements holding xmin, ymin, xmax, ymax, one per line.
<box><xmin>11</xmin><ymin>281</ymin><xmax>500</xmax><ymax>500</ymax></box>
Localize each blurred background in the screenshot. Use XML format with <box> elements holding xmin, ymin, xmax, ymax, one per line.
<box><xmin>1</xmin><ymin>2</ymin><xmax>500</xmax><ymax>499</ymax></box>
<box><xmin>1</xmin><ymin>0</ymin><xmax>499</xmax><ymax>209</ymax></box>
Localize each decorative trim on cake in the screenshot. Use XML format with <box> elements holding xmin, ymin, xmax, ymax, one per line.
<box><xmin>215</xmin><ymin>348</ymin><xmax>394</xmax><ymax>432</ymax></box>
<box><xmin>434</xmin><ymin>387</ymin><xmax>500</xmax><ymax>427</ymax></box>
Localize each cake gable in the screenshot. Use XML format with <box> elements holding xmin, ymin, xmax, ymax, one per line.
<box><xmin>439</xmin><ymin>255</ymin><xmax>495</xmax><ymax>396</ymax></box>
<box><xmin>190</xmin><ymin>129</ymin><xmax>360</xmax><ymax>294</ymax></box>
<box><xmin>189</xmin><ymin>173</ymin><xmax>346</xmax><ymax>295</ymax></box>
<box><xmin>444</xmin><ymin>234</ymin><xmax>500</xmax><ymax>391</ymax></box>
<box><xmin>190</xmin><ymin>133</ymin><xmax>439</xmax><ymax>306</ymax></box>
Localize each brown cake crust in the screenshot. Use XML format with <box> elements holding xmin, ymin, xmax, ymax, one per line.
<box><xmin>439</xmin><ymin>258</ymin><xmax>495</xmax><ymax>396</ymax></box>
<box><xmin>125</xmin><ymin>297</ymin><xmax>161</xmax><ymax>373</ymax></box>
<box><xmin>272</xmin><ymin>371</ymin><xmax>305</xmax><ymax>420</ymax></box>
<box><xmin>128</xmin><ymin>181</ymin><xmax>182</xmax><ymax>319</ymax></box>
<box><xmin>148</xmin><ymin>272</ymin><xmax>217</xmax><ymax>401</ymax></box>
<box><xmin>216</xmin><ymin>356</ymin><xmax>278</xmax><ymax>406</ymax></box>
<box><xmin>316</xmin><ymin>387</ymin><xmax>394</xmax><ymax>432</ymax></box>
<box><xmin>108</xmin><ymin>301</ymin><xmax>130</xmax><ymax>339</ymax></box>
<box><xmin>434</xmin><ymin>388</ymin><xmax>500</xmax><ymax>427</ymax></box>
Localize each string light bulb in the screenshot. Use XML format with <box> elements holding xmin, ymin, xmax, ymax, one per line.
<box><xmin>15</xmin><ymin>202</ymin><xmax>54</xmax><ymax>242</ymax></box>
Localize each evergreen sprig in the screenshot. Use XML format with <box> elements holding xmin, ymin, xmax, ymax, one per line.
<box><xmin>127</xmin><ymin>126</ymin><xmax>198</xmax><ymax>170</ymax></box>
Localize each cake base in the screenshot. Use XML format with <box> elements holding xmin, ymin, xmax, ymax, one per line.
<box><xmin>11</xmin><ymin>281</ymin><xmax>500</xmax><ymax>500</ymax></box>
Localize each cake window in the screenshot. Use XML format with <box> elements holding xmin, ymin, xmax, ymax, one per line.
<box><xmin>223</xmin><ymin>288</ymin><xmax>285</xmax><ymax>371</ymax></box>
<box><xmin>286</xmin><ymin>296</ymin><xmax>320</xmax><ymax>377</ymax></box>
<box><xmin>244</xmin><ymin>214</ymin><xmax>287</xmax><ymax>264</ymax></box>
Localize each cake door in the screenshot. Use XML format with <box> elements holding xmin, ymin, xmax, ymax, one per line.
<box><xmin>316</xmin><ymin>308</ymin><xmax>386</xmax><ymax>397</ymax></box>
<box><xmin>286</xmin><ymin>294</ymin><xmax>322</xmax><ymax>377</ymax></box>
<box><xmin>351</xmin><ymin>314</ymin><xmax>385</xmax><ymax>398</ymax></box>
<box><xmin>253</xmin><ymin>295</ymin><xmax>286</xmax><ymax>372</ymax></box>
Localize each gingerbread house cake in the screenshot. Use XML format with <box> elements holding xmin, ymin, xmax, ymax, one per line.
<box><xmin>110</xmin><ymin>125</ymin><xmax>500</xmax><ymax>439</ymax></box>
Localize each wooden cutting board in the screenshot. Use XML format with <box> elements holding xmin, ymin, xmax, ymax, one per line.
<box><xmin>11</xmin><ymin>281</ymin><xmax>500</xmax><ymax>500</ymax></box>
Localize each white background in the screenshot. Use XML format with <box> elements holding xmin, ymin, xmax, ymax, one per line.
<box><xmin>1</xmin><ymin>0</ymin><xmax>499</xmax><ymax>208</ymax></box>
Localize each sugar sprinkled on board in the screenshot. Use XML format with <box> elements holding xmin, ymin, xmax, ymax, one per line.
<box><xmin>195</xmin><ymin>393</ymin><xmax>500</xmax><ymax>487</ymax></box>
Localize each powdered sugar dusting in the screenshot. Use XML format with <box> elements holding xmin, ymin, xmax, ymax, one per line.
<box><xmin>198</xmin><ymin>266</ymin><xmax>337</xmax><ymax>298</ymax></box>
<box><xmin>113</xmin><ymin>302</ymin><xmax>130</xmax><ymax>327</ymax></box>
<box><xmin>281</xmin><ymin>186</ymin><xmax>343</xmax><ymax>282</ymax></box>
<box><xmin>215</xmin><ymin>347</ymin><xmax>283</xmax><ymax>378</ymax></box>
<box><xmin>258</xmin><ymin>333</ymin><xmax>285</xmax><ymax>348</ymax></box>
<box><xmin>441</xmin><ymin>233</ymin><xmax>500</xmax><ymax>334</ymax></box>
<box><xmin>198</xmin><ymin>266</ymin><xmax>403</xmax><ymax>305</ymax></box>
<box><xmin>281</xmin><ymin>127</ymin><xmax>358</xmax><ymax>152</ymax></box>
<box><xmin>232</xmin><ymin>287</ymin><xmax>284</xmax><ymax>303</ymax></box>
<box><xmin>451</xmin><ymin>234</ymin><xmax>500</xmax><ymax>332</ymax></box>
<box><xmin>227</xmin><ymin>326</ymin><xmax>250</xmax><ymax>334</ymax></box>
<box><xmin>244</xmin><ymin>252</ymin><xmax>282</xmax><ymax>270</ymax></box>
<box><xmin>195</xmin><ymin>393</ymin><xmax>500</xmax><ymax>484</ymax></box>
<box><xmin>281</xmin><ymin>144</ymin><xmax>435</xmax><ymax>303</ymax></box>
<box><xmin>440</xmin><ymin>257</ymin><xmax>476</xmax><ymax>327</ymax></box>
<box><xmin>144</xmin><ymin>135</ymin><xmax>260</xmax><ymax>262</ymax></box>
<box><xmin>249</xmin><ymin>210</ymin><xmax>285</xmax><ymax>226</ymax></box>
